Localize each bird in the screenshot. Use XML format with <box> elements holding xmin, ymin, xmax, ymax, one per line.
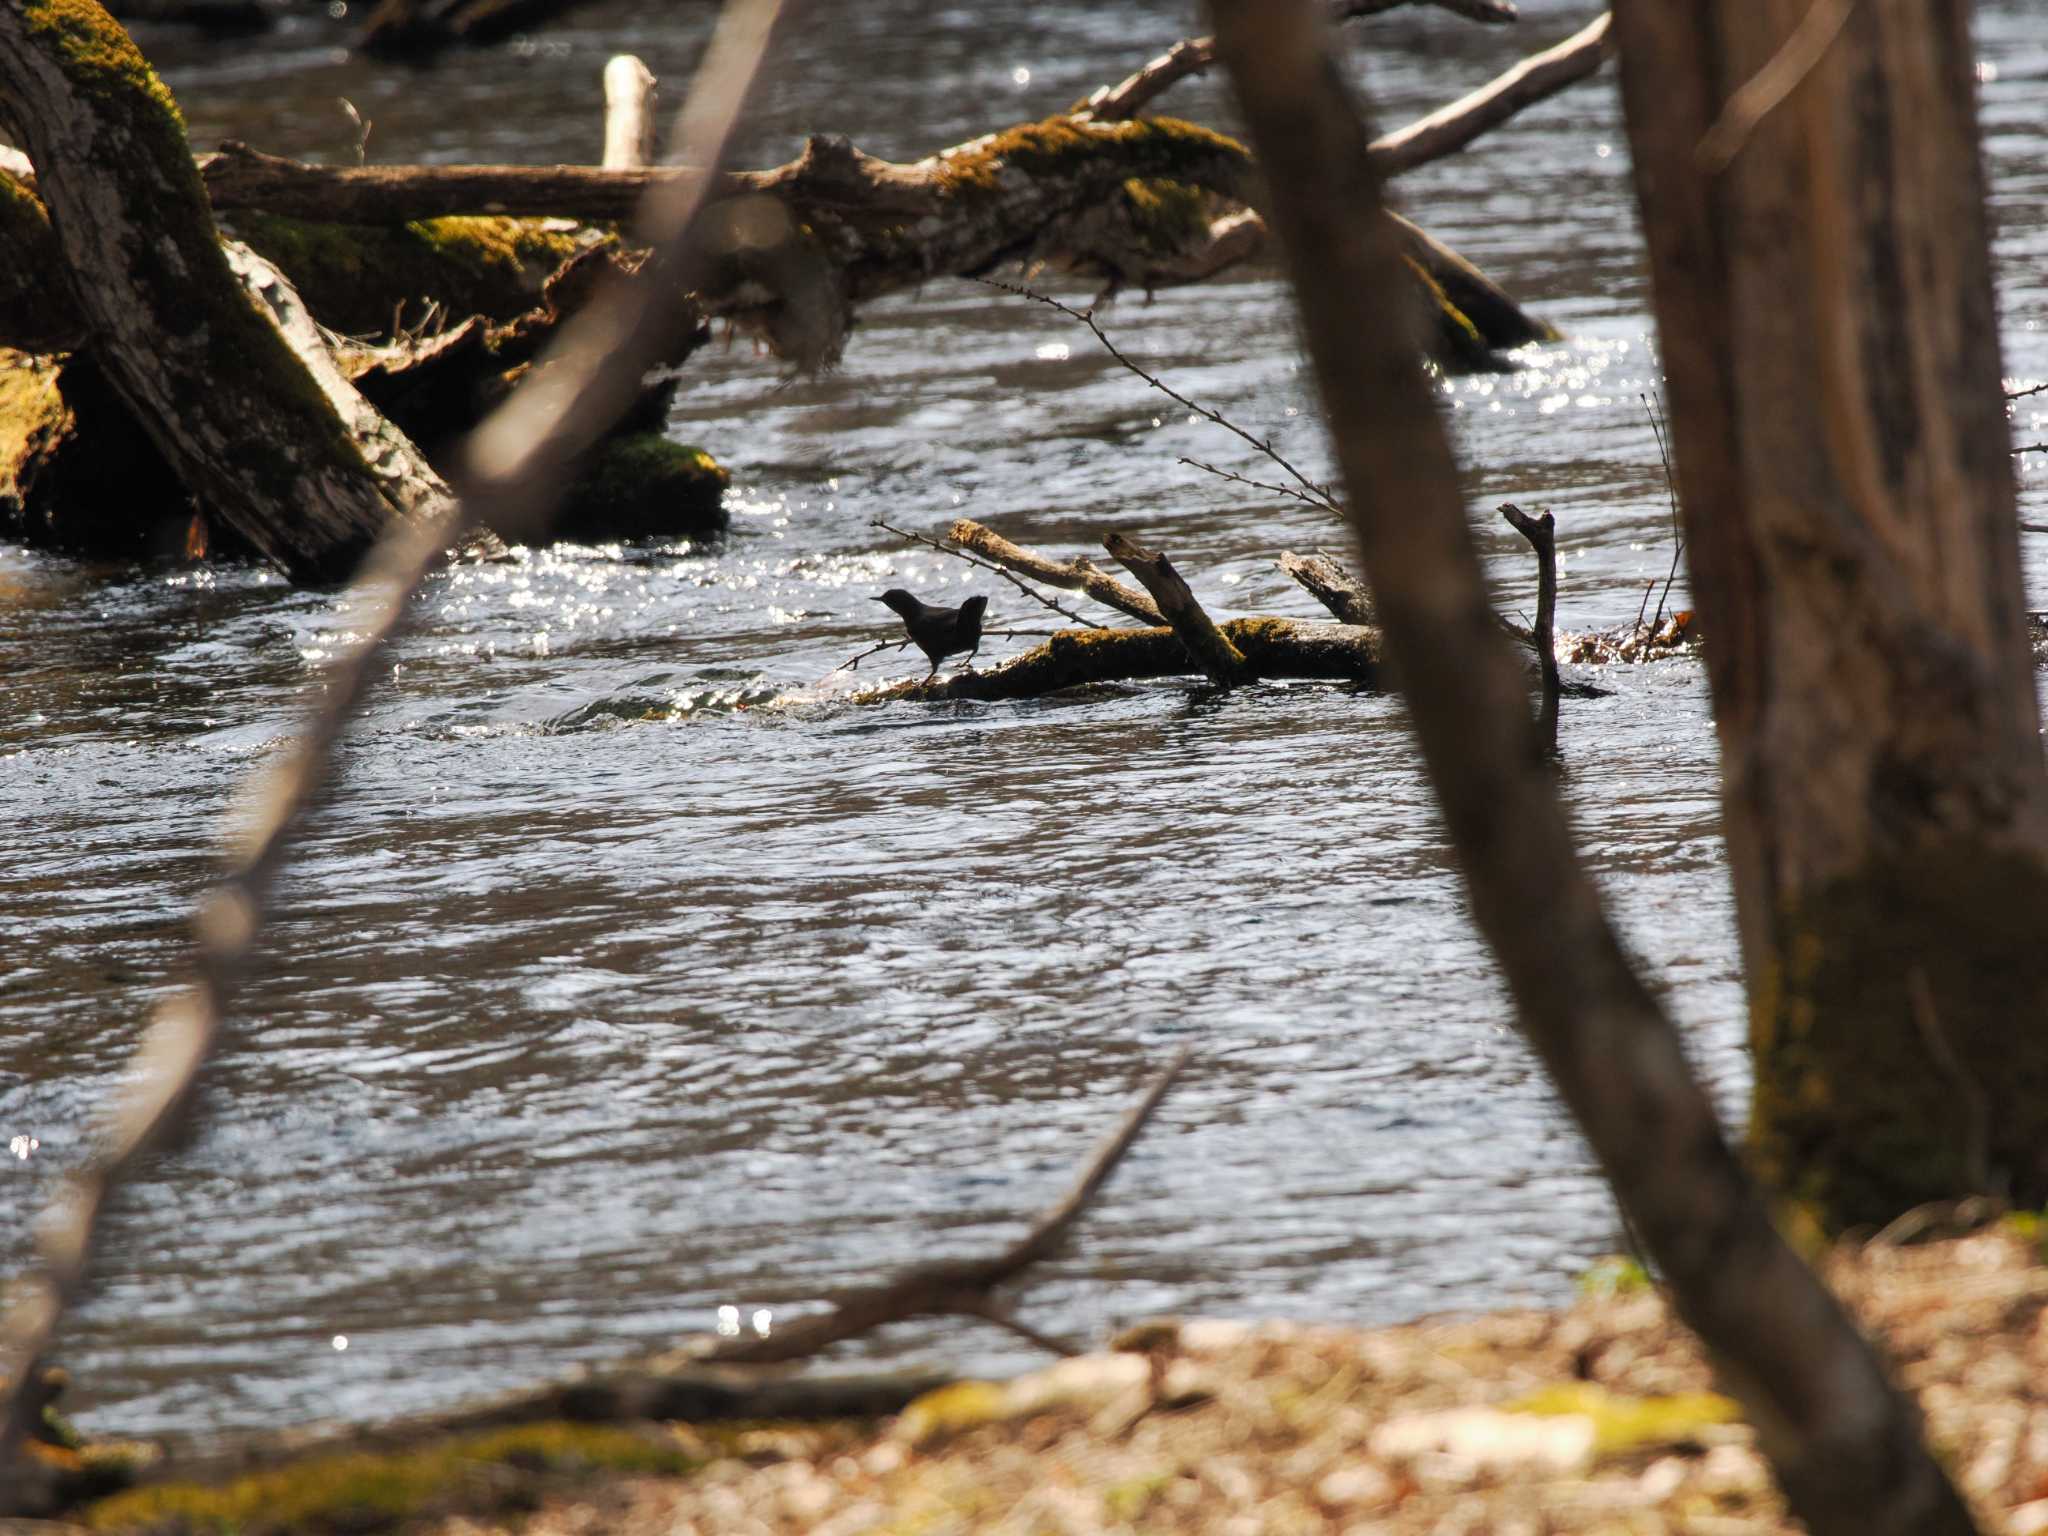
<box><xmin>874</xmin><ymin>588</ymin><xmax>988</xmax><ymax>677</ymax></box>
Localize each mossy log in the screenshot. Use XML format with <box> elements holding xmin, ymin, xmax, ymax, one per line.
<box><xmin>859</xmin><ymin>617</ymin><xmax>1381</xmax><ymax>703</ymax></box>
<box><xmin>225</xmin><ymin>211</ymin><xmax>598</xmax><ymax>337</ymax></box>
<box><xmin>193</xmin><ymin>113</ymin><xmax>1540</xmax><ymax>366</ymax></box>
<box><xmin>0</xmin><ymin>0</ymin><xmax>410</xmax><ymax>583</ymax></box>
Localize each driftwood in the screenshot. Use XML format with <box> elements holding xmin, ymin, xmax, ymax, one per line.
<box><xmin>948</xmin><ymin>518</ymin><xmax>1163</xmax><ymax>624</ymax></box>
<box><xmin>1105</xmin><ymin>530</ymin><xmax>1255</xmax><ymax>688</ymax></box>
<box><xmin>862</xmin><ymin>617</ymin><xmax>1380</xmax><ymax>704</ymax></box>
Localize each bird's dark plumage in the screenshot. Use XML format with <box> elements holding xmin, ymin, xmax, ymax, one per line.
<box><xmin>874</xmin><ymin>589</ymin><xmax>988</xmax><ymax>676</ymax></box>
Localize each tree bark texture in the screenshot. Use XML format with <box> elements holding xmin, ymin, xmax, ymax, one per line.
<box><xmin>1610</xmin><ymin>0</ymin><xmax>2048</xmax><ymax>1224</ymax></box>
<box><xmin>0</xmin><ymin>0</ymin><xmax>403</xmax><ymax>583</ymax></box>
<box><xmin>1206</xmin><ymin>2</ymin><xmax>1980</xmax><ymax>1531</ymax></box>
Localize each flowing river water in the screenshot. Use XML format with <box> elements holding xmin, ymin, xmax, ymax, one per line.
<box><xmin>4</xmin><ymin>0</ymin><xmax>2047</xmax><ymax>1445</ymax></box>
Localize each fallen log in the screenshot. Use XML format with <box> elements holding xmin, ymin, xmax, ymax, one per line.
<box><xmin>857</xmin><ymin>617</ymin><xmax>1381</xmax><ymax>704</ymax></box>
<box><xmin>0</xmin><ymin>2</ymin><xmax>409</xmax><ymax>583</ymax></box>
<box><xmin>188</xmin><ymin>111</ymin><xmax>1534</xmax><ymax>362</ymax></box>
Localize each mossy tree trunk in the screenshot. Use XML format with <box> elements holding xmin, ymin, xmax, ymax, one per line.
<box><xmin>0</xmin><ymin>0</ymin><xmax>407</xmax><ymax>583</ymax></box>
<box><xmin>1611</xmin><ymin>2</ymin><xmax>2048</xmax><ymax>1225</ymax></box>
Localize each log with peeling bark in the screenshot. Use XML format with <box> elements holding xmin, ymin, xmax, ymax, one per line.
<box><xmin>0</xmin><ymin>2</ymin><xmax>408</xmax><ymax>583</ymax></box>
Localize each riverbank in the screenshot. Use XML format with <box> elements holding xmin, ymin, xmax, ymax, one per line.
<box><xmin>61</xmin><ymin>1218</ymin><xmax>2048</xmax><ymax>1535</ymax></box>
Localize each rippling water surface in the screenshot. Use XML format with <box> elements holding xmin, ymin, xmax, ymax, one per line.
<box><xmin>4</xmin><ymin>0</ymin><xmax>2047</xmax><ymax>1443</ymax></box>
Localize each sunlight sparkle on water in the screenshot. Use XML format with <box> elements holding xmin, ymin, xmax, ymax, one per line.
<box><xmin>1034</xmin><ymin>342</ymin><xmax>1071</xmax><ymax>361</ymax></box>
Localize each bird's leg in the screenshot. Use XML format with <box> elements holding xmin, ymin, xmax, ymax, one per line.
<box><xmin>926</xmin><ymin>658</ymin><xmax>940</xmax><ymax>679</ymax></box>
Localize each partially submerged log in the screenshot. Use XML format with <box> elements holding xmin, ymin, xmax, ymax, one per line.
<box><xmin>860</xmin><ymin>617</ymin><xmax>1380</xmax><ymax>704</ymax></box>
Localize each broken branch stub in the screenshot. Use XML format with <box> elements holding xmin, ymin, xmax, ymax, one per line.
<box><xmin>1278</xmin><ymin>550</ymin><xmax>1376</xmax><ymax>625</ymax></box>
<box><xmin>1104</xmin><ymin>531</ymin><xmax>1256</xmax><ymax>687</ymax></box>
<box><xmin>1499</xmin><ymin>502</ymin><xmax>1560</xmax><ymax>748</ymax></box>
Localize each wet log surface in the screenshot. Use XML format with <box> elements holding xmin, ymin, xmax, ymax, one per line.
<box><xmin>858</xmin><ymin>618</ymin><xmax>1381</xmax><ymax>704</ymax></box>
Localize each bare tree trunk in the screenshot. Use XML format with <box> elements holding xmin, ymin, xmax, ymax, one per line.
<box><xmin>0</xmin><ymin>0</ymin><xmax>407</xmax><ymax>583</ymax></box>
<box><xmin>1205</xmin><ymin>2</ymin><xmax>1979</xmax><ymax>1530</ymax></box>
<box><xmin>1610</xmin><ymin>1</ymin><xmax>2048</xmax><ymax>1224</ymax></box>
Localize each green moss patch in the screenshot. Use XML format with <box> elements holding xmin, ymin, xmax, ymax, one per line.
<box><xmin>23</xmin><ymin>0</ymin><xmax>183</xmax><ymax>128</ymax></box>
<box><xmin>935</xmin><ymin>114</ymin><xmax>1253</xmax><ymax>203</ymax></box>
<box><xmin>231</xmin><ymin>214</ymin><xmax>592</xmax><ymax>337</ymax></box>
<box><xmin>84</xmin><ymin>1422</ymin><xmax>697</xmax><ymax>1535</ymax></box>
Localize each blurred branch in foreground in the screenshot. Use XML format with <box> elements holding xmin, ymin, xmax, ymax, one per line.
<box><xmin>0</xmin><ymin>0</ymin><xmax>793</xmax><ymax>1509</ymax></box>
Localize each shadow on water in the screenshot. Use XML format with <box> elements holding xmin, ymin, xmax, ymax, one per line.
<box><xmin>0</xmin><ymin>0</ymin><xmax>2044</xmax><ymax>1444</ymax></box>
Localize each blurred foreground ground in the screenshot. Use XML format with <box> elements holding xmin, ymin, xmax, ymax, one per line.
<box><xmin>70</xmin><ymin>1220</ymin><xmax>2048</xmax><ymax>1536</ymax></box>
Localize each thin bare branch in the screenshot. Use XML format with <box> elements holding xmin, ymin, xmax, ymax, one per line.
<box><xmin>988</xmin><ymin>279</ymin><xmax>1340</xmax><ymax>508</ymax></box>
<box><xmin>871</xmin><ymin>516</ymin><xmax>1105</xmax><ymax>628</ymax></box>
<box><xmin>0</xmin><ymin>0</ymin><xmax>794</xmax><ymax>1481</ymax></box>
<box><xmin>829</xmin><ymin>636</ymin><xmax>915</xmax><ymax>675</ymax></box>
<box><xmin>2007</xmin><ymin>382</ymin><xmax>2048</xmax><ymax>402</ymax></box>
<box><xmin>1370</xmin><ymin>11</ymin><xmax>1613</xmax><ymax>177</ymax></box>
<box><xmin>1180</xmin><ymin>455</ymin><xmax>1335</xmax><ymax>510</ymax></box>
